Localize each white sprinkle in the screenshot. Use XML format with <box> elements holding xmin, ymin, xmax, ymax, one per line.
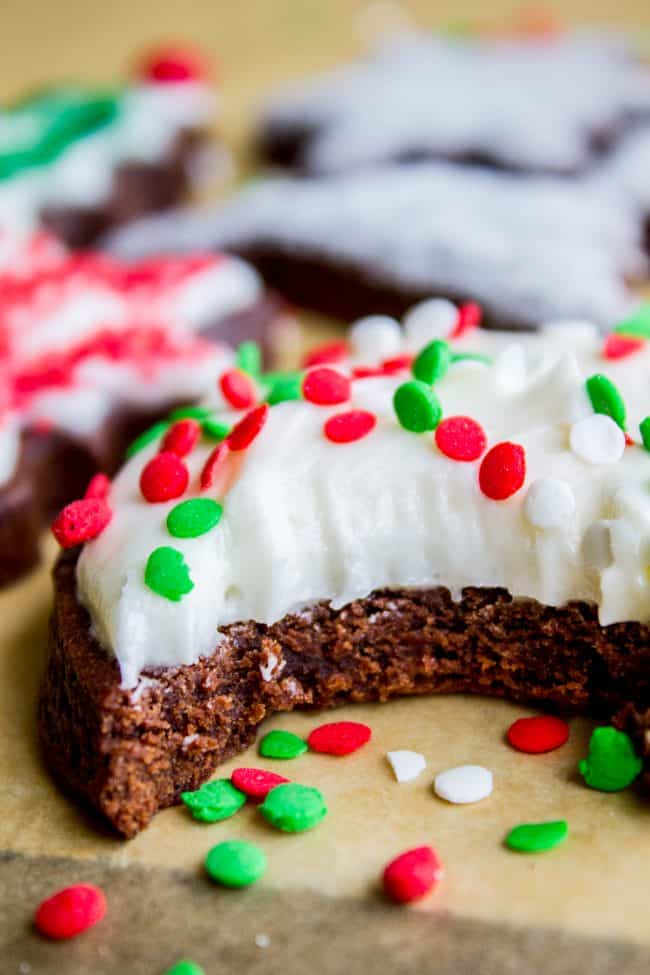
<box><xmin>569</xmin><ymin>413</ymin><xmax>625</xmax><ymax>465</ymax></box>
<box><xmin>524</xmin><ymin>477</ymin><xmax>576</xmax><ymax>530</ymax></box>
<box><xmin>255</xmin><ymin>933</ymin><xmax>271</xmax><ymax>949</ymax></box>
<box><xmin>260</xmin><ymin>650</ymin><xmax>284</xmax><ymax>682</ymax></box>
<box><xmin>19</xmin><ymin>964</ymin><xmax>32</xmax><ymax>974</ymax></box>
<box><xmin>386</xmin><ymin>749</ymin><xmax>427</xmax><ymax>783</ymax></box>
<box><xmin>349</xmin><ymin>314</ymin><xmax>402</xmax><ymax>360</ymax></box>
<box><xmin>433</xmin><ymin>764</ymin><xmax>493</xmax><ymax>804</ymax></box>
<box><xmin>403</xmin><ymin>298</ymin><xmax>457</xmax><ymax>348</ymax></box>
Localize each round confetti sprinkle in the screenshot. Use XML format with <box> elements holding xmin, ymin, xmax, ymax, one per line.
<box><xmin>236</xmin><ymin>340</ymin><xmax>262</xmax><ymax>377</ymax></box>
<box><xmin>220</xmin><ymin>368</ymin><xmax>257</xmax><ymax>410</ymax></box>
<box><xmin>162</xmin><ymin>418</ymin><xmax>201</xmax><ymax>457</ymax></box>
<box><xmin>167</xmin><ymin>498</ymin><xmax>223</xmax><ymax>538</ymax></box>
<box><xmin>386</xmin><ymin>750</ymin><xmax>426</xmax><ymax>783</ymax></box>
<box><xmin>380</xmin><ymin>353</ymin><xmax>413</xmax><ymax>375</ymax></box>
<box><xmin>259</xmin><ymin>782</ymin><xmax>328</xmax><ymax>832</ymax></box>
<box><xmin>569</xmin><ymin>413</ymin><xmax>625</xmax><ymax>465</ymax></box>
<box><xmin>382</xmin><ymin>846</ymin><xmax>443</xmax><ymax>904</ymax></box>
<box><xmin>227</xmin><ymin>404</ymin><xmax>269</xmax><ymax>451</ymax></box>
<box><xmin>308</xmin><ymin>721</ymin><xmax>372</xmax><ymax>756</ymax></box>
<box><xmin>144</xmin><ymin>546</ymin><xmax>194</xmax><ymax>601</ymax></box>
<box><xmin>349</xmin><ymin>315</ymin><xmax>402</xmax><ymax>360</ymax></box>
<box><xmin>433</xmin><ymin>764</ymin><xmax>493</xmax><ymax>804</ymax></box>
<box><xmin>403</xmin><ymin>298</ymin><xmax>457</xmax><ymax>346</ymax></box>
<box><xmin>140</xmin><ymin>45</ymin><xmax>209</xmax><ymax>83</ymax></box>
<box><xmin>302</xmin><ymin>340</ymin><xmax>349</xmax><ymax>368</ymax></box>
<box><xmin>181</xmin><ymin>779</ymin><xmax>246</xmax><ymax>823</ymax></box>
<box><xmin>140</xmin><ymin>451</ymin><xmax>189</xmax><ymax>503</ymax></box>
<box><xmin>266</xmin><ymin>373</ymin><xmax>303</xmax><ymax>405</ymax></box>
<box><xmin>602</xmin><ymin>334</ymin><xmax>645</xmax><ymax>360</ymax></box>
<box><xmin>613</xmin><ymin>304</ymin><xmax>650</xmax><ymax>339</ymax></box>
<box><xmin>393</xmin><ymin>380</ymin><xmax>442</xmax><ymax>433</ymax></box>
<box><xmin>201</xmin><ymin>417</ymin><xmax>231</xmax><ymax>442</ymax></box>
<box><xmin>412</xmin><ymin>339</ymin><xmax>451</xmax><ymax>385</ymax></box>
<box><xmin>231</xmin><ymin>767</ymin><xmax>290</xmax><ymax>801</ymax></box>
<box><xmin>169</xmin><ymin>405</ymin><xmax>213</xmax><ymax>421</ymax></box>
<box><xmin>164</xmin><ymin>961</ymin><xmax>205</xmax><ymax>975</ymax></box>
<box><xmin>523</xmin><ymin>478</ymin><xmax>575</xmax><ymax>530</ymax></box>
<box><xmin>639</xmin><ymin>416</ymin><xmax>650</xmax><ymax>452</ymax></box>
<box><xmin>435</xmin><ymin>415</ymin><xmax>486</xmax><ymax>462</ymax></box>
<box><xmin>259</xmin><ymin>730</ymin><xmax>308</xmax><ymax>760</ymax></box>
<box><xmin>204</xmin><ymin>840</ymin><xmax>267</xmax><ymax>888</ymax></box>
<box><xmin>302</xmin><ymin>367</ymin><xmax>351</xmax><ymax>406</ymax></box>
<box><xmin>84</xmin><ymin>472</ymin><xmax>110</xmax><ymax>500</ymax></box>
<box><xmin>324</xmin><ymin>409</ymin><xmax>376</xmax><ymax>444</ymax></box>
<box><xmin>507</xmin><ymin>715</ymin><xmax>570</xmax><ymax>754</ymax></box>
<box><xmin>51</xmin><ymin>498</ymin><xmax>111</xmax><ymax>548</ymax></box>
<box><xmin>35</xmin><ymin>884</ymin><xmax>106</xmax><ymax>940</ymax></box>
<box><xmin>585</xmin><ymin>374</ymin><xmax>626</xmax><ymax>429</ymax></box>
<box><xmin>505</xmin><ymin>820</ymin><xmax>568</xmax><ymax>853</ymax></box>
<box><xmin>451</xmin><ymin>301</ymin><xmax>482</xmax><ymax>338</ymax></box>
<box><xmin>125</xmin><ymin>419</ymin><xmax>168</xmax><ymax>459</ymax></box>
<box><xmin>578</xmin><ymin>726</ymin><xmax>642</xmax><ymax>792</ymax></box>
<box><xmin>200</xmin><ymin>441</ymin><xmax>230</xmax><ymax>490</ymax></box>
<box><xmin>478</xmin><ymin>442</ymin><xmax>526</xmax><ymax>500</ymax></box>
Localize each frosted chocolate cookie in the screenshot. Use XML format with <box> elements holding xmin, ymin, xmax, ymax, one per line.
<box><xmin>0</xmin><ymin>45</ymin><xmax>224</xmax><ymax>247</ymax></box>
<box><xmin>257</xmin><ymin>30</ymin><xmax>650</xmax><ymax>175</ymax></box>
<box><xmin>42</xmin><ymin>300</ymin><xmax>650</xmax><ymax>835</ymax></box>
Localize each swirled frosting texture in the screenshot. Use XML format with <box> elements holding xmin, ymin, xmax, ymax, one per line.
<box><xmin>78</xmin><ymin>314</ymin><xmax>650</xmax><ymax>687</ymax></box>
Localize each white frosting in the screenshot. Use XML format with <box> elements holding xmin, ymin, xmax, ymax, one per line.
<box><xmin>103</xmin><ymin>158</ymin><xmax>646</xmax><ymax>329</ymax></box>
<box><xmin>259</xmin><ymin>31</ymin><xmax>650</xmax><ymax>174</ymax></box>
<box><xmin>77</xmin><ymin>310</ymin><xmax>650</xmax><ymax>687</ymax></box>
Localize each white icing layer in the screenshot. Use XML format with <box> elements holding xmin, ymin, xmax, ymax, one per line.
<box><xmin>259</xmin><ymin>30</ymin><xmax>650</xmax><ymax>175</ymax></box>
<box><xmin>78</xmin><ymin>310</ymin><xmax>650</xmax><ymax>687</ymax></box>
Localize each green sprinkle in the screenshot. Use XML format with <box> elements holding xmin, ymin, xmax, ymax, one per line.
<box><xmin>164</xmin><ymin>961</ymin><xmax>206</xmax><ymax>975</ymax></box>
<box><xmin>259</xmin><ymin>782</ymin><xmax>327</xmax><ymax>833</ymax></box>
<box><xmin>167</xmin><ymin>498</ymin><xmax>223</xmax><ymax>539</ymax></box>
<box><xmin>236</xmin><ymin>341</ymin><xmax>262</xmax><ymax>377</ymax></box>
<box><xmin>505</xmin><ymin>820</ymin><xmax>568</xmax><ymax>853</ymax></box>
<box><xmin>393</xmin><ymin>380</ymin><xmax>442</xmax><ymax>433</ymax></box>
<box><xmin>639</xmin><ymin>417</ymin><xmax>650</xmax><ymax>451</ymax></box>
<box><xmin>168</xmin><ymin>405</ymin><xmax>213</xmax><ymax>421</ymax></box>
<box><xmin>585</xmin><ymin>374</ymin><xmax>626</xmax><ymax>430</ymax></box>
<box><xmin>578</xmin><ymin>726</ymin><xmax>642</xmax><ymax>792</ymax></box>
<box><xmin>144</xmin><ymin>546</ymin><xmax>194</xmax><ymax>601</ymax></box>
<box><xmin>266</xmin><ymin>373</ymin><xmax>303</xmax><ymax>405</ymax></box>
<box><xmin>613</xmin><ymin>303</ymin><xmax>650</xmax><ymax>339</ymax></box>
<box><xmin>181</xmin><ymin>779</ymin><xmax>246</xmax><ymax>823</ymax></box>
<box><xmin>204</xmin><ymin>840</ymin><xmax>267</xmax><ymax>888</ymax></box>
<box><xmin>412</xmin><ymin>339</ymin><xmax>451</xmax><ymax>384</ymax></box>
<box><xmin>259</xmin><ymin>730</ymin><xmax>308</xmax><ymax>760</ymax></box>
<box><xmin>201</xmin><ymin>418</ymin><xmax>231</xmax><ymax>442</ymax></box>
<box><xmin>450</xmin><ymin>351</ymin><xmax>493</xmax><ymax>366</ymax></box>
<box><xmin>125</xmin><ymin>420</ymin><xmax>168</xmax><ymax>459</ymax></box>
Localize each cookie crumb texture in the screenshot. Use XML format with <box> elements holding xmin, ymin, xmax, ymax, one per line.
<box><xmin>40</xmin><ymin>553</ymin><xmax>650</xmax><ymax>838</ymax></box>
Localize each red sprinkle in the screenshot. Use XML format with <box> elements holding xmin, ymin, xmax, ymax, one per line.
<box><xmin>35</xmin><ymin>883</ymin><xmax>106</xmax><ymax>940</ymax></box>
<box><xmin>625</xmin><ymin>432</ymin><xmax>636</xmax><ymax>447</ymax></box>
<box><xmin>478</xmin><ymin>441</ymin><xmax>526</xmax><ymax>500</ymax></box>
<box><xmin>303</xmin><ymin>340</ymin><xmax>349</xmax><ymax>368</ymax></box>
<box><xmin>200</xmin><ymin>440</ymin><xmax>230</xmax><ymax>490</ymax></box>
<box><xmin>162</xmin><ymin>418</ymin><xmax>201</xmax><ymax>457</ymax></box>
<box><xmin>140</xmin><ymin>451</ymin><xmax>189</xmax><ymax>503</ymax></box>
<box><xmin>507</xmin><ymin>715</ymin><xmax>570</xmax><ymax>754</ymax></box>
<box><xmin>84</xmin><ymin>472</ymin><xmax>110</xmax><ymax>500</ymax></box>
<box><xmin>602</xmin><ymin>334</ymin><xmax>645</xmax><ymax>360</ymax></box>
<box><xmin>324</xmin><ymin>410</ymin><xmax>376</xmax><ymax>444</ymax></box>
<box><xmin>382</xmin><ymin>846</ymin><xmax>443</xmax><ymax>904</ymax></box>
<box><xmin>231</xmin><ymin>767</ymin><xmax>290</xmax><ymax>801</ymax></box>
<box><xmin>380</xmin><ymin>354</ymin><xmax>413</xmax><ymax>374</ymax></box>
<box><xmin>138</xmin><ymin>45</ymin><xmax>209</xmax><ymax>83</ymax></box>
<box><xmin>435</xmin><ymin>416</ymin><xmax>487</xmax><ymax>462</ymax></box>
<box><xmin>351</xmin><ymin>365</ymin><xmax>384</xmax><ymax>380</ymax></box>
<box><xmin>227</xmin><ymin>404</ymin><xmax>269</xmax><ymax>451</ymax></box>
<box><xmin>451</xmin><ymin>301</ymin><xmax>482</xmax><ymax>338</ymax></box>
<box><xmin>307</xmin><ymin>721</ymin><xmax>372</xmax><ymax>756</ymax></box>
<box><xmin>302</xmin><ymin>367</ymin><xmax>351</xmax><ymax>406</ymax></box>
<box><xmin>220</xmin><ymin>368</ymin><xmax>257</xmax><ymax>410</ymax></box>
<box><xmin>51</xmin><ymin>498</ymin><xmax>111</xmax><ymax>548</ymax></box>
